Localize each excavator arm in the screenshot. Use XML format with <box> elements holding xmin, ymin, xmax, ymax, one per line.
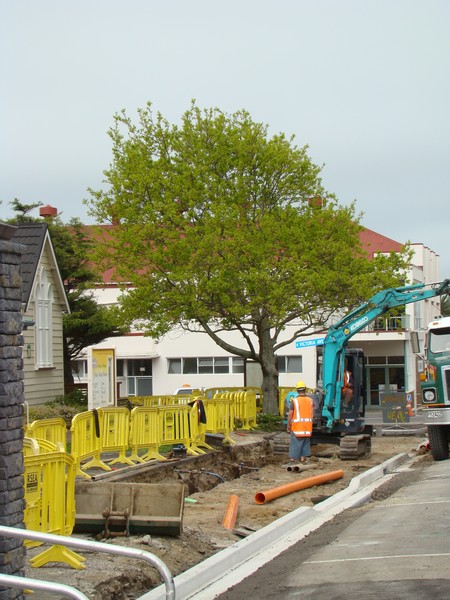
<box><xmin>321</xmin><ymin>279</ymin><xmax>450</xmax><ymax>431</ymax></box>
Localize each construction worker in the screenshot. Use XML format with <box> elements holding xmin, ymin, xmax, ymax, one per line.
<box><xmin>286</xmin><ymin>381</ymin><xmax>315</xmax><ymax>463</ymax></box>
<box><xmin>342</xmin><ymin>367</ymin><xmax>354</xmax><ymax>408</ymax></box>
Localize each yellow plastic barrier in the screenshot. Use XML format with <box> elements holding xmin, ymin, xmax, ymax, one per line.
<box><xmin>129</xmin><ymin>406</ymin><xmax>166</xmax><ymax>462</ymax></box>
<box><xmin>278</xmin><ymin>387</ymin><xmax>294</xmax><ymax>417</ymax></box>
<box><xmin>278</xmin><ymin>386</ymin><xmax>317</xmax><ymax>418</ymax></box>
<box><xmin>25</xmin><ymin>417</ymin><xmax>67</xmax><ymax>452</ymax></box>
<box><xmin>131</xmin><ymin>395</ymin><xmax>193</xmax><ymax>407</ymax></box>
<box><xmin>130</xmin><ymin>396</ymin><xmax>161</xmax><ymax>407</ymax></box>
<box><xmin>158</xmin><ymin>405</ymin><xmax>200</xmax><ymax>456</ymax></box>
<box><xmin>204</xmin><ymin>386</ymin><xmax>263</xmax><ymax>411</ymax></box>
<box><xmin>206</xmin><ymin>395</ymin><xmax>236</xmax><ymax>445</ymax></box>
<box><xmin>205</xmin><ymin>386</ymin><xmax>261</xmax><ymax>400</ymax></box>
<box><xmin>96</xmin><ymin>407</ymin><xmax>134</xmax><ymax>466</ymax></box>
<box><xmin>70</xmin><ymin>411</ymin><xmax>111</xmax><ymax>478</ymax></box>
<box><xmin>23</xmin><ymin>437</ymin><xmax>60</xmax><ymax>456</ymax></box>
<box><xmin>188</xmin><ymin>398</ymin><xmax>214</xmax><ymax>454</ymax></box>
<box><xmin>234</xmin><ymin>390</ymin><xmax>257</xmax><ymax>430</ymax></box>
<box><xmin>24</xmin><ymin>450</ymin><xmax>84</xmax><ymax>569</ymax></box>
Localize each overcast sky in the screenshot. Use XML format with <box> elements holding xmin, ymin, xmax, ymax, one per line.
<box><xmin>2</xmin><ymin>0</ymin><xmax>449</xmax><ymax>276</ymax></box>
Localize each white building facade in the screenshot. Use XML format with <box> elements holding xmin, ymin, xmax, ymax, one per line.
<box><xmin>73</xmin><ymin>238</ymin><xmax>443</xmax><ymax>410</ymax></box>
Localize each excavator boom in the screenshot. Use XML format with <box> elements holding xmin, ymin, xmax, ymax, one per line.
<box><xmin>321</xmin><ymin>279</ymin><xmax>450</xmax><ymax>431</ymax></box>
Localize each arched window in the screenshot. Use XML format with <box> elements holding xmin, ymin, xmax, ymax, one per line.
<box><xmin>35</xmin><ymin>267</ymin><xmax>53</xmax><ymax>368</ymax></box>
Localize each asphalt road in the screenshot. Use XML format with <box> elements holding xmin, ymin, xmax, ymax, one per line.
<box><xmin>215</xmin><ymin>458</ymin><xmax>450</xmax><ymax>600</ymax></box>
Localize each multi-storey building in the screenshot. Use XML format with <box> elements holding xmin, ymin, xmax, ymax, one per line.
<box><xmin>73</xmin><ymin>228</ymin><xmax>441</xmax><ymax>410</ymax></box>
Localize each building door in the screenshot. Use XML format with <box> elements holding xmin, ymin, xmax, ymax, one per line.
<box><xmin>367</xmin><ymin>364</ymin><xmax>405</xmax><ymax>407</ymax></box>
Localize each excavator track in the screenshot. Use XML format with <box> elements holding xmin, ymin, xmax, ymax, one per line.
<box><xmin>339</xmin><ymin>434</ymin><xmax>372</xmax><ymax>460</ymax></box>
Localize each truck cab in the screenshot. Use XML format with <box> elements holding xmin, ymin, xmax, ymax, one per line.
<box><xmin>421</xmin><ymin>316</ymin><xmax>450</xmax><ymax>460</ymax></box>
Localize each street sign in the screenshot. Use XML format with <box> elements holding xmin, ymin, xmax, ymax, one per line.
<box><xmin>295</xmin><ymin>338</ymin><xmax>325</xmax><ymax>348</ymax></box>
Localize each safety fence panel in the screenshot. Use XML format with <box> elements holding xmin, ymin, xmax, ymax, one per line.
<box><xmin>234</xmin><ymin>390</ymin><xmax>257</xmax><ymax>429</ymax></box>
<box><xmin>167</xmin><ymin>395</ymin><xmax>195</xmax><ymax>405</ymax></box>
<box><xmin>158</xmin><ymin>405</ymin><xmax>199</xmax><ymax>455</ymax></box>
<box><xmin>206</xmin><ymin>395</ymin><xmax>236</xmax><ymax>445</ymax></box>
<box><xmin>129</xmin><ymin>406</ymin><xmax>165</xmax><ymax>462</ymax></box>
<box><xmin>131</xmin><ymin>395</ymin><xmax>193</xmax><ymax>407</ymax></box>
<box><xmin>188</xmin><ymin>398</ymin><xmax>215</xmax><ymax>454</ymax></box>
<box><xmin>96</xmin><ymin>407</ymin><xmax>134</xmax><ymax>466</ymax></box>
<box><xmin>70</xmin><ymin>411</ymin><xmax>110</xmax><ymax>479</ymax></box>
<box><xmin>279</xmin><ymin>387</ymin><xmax>294</xmax><ymax>418</ymax></box>
<box><xmin>23</xmin><ymin>437</ymin><xmax>59</xmax><ymax>456</ymax></box>
<box><xmin>204</xmin><ymin>386</ymin><xmax>263</xmax><ymax>412</ymax></box>
<box><xmin>25</xmin><ymin>418</ymin><xmax>67</xmax><ymax>452</ymax></box>
<box><xmin>130</xmin><ymin>396</ymin><xmax>164</xmax><ymax>407</ymax></box>
<box><xmin>24</xmin><ymin>450</ymin><xmax>84</xmax><ymax>569</ymax></box>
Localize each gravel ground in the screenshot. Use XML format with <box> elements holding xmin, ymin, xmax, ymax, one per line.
<box><xmin>23</xmin><ymin>432</ymin><xmax>430</xmax><ymax>600</ymax></box>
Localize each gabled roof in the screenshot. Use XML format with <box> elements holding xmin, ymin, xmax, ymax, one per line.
<box><xmin>359</xmin><ymin>227</ymin><xmax>404</xmax><ymax>256</ymax></box>
<box><xmin>10</xmin><ymin>223</ymin><xmax>69</xmax><ymax>312</ymax></box>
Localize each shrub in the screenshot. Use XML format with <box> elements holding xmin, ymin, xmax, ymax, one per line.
<box><xmin>256</xmin><ymin>412</ymin><xmax>284</xmax><ymax>432</ymax></box>
<box><xmin>26</xmin><ymin>390</ymin><xmax>88</xmax><ymax>428</ymax></box>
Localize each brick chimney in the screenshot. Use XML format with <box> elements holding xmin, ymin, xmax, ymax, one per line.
<box><xmin>39</xmin><ymin>204</ymin><xmax>58</xmax><ymax>218</ymax></box>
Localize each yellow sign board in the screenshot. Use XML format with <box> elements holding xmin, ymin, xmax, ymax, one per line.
<box><xmin>87</xmin><ymin>347</ymin><xmax>116</xmax><ymax>409</ymax></box>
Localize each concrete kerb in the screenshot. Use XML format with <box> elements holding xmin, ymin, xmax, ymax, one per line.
<box><xmin>138</xmin><ymin>452</ymin><xmax>412</xmax><ymax>600</ymax></box>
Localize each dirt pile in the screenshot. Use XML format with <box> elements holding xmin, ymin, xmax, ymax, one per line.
<box><xmin>24</xmin><ymin>432</ymin><xmax>430</xmax><ymax>599</ymax></box>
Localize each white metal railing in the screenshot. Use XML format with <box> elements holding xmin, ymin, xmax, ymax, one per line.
<box><xmin>370</xmin><ymin>314</ymin><xmax>411</xmax><ymax>332</ymax></box>
<box><xmin>0</xmin><ymin>525</ymin><xmax>175</xmax><ymax>600</ymax></box>
<box><xmin>0</xmin><ymin>573</ymin><xmax>89</xmax><ymax>599</ymax></box>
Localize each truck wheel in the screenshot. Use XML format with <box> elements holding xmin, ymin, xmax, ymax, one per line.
<box><xmin>428</xmin><ymin>425</ymin><xmax>449</xmax><ymax>461</ymax></box>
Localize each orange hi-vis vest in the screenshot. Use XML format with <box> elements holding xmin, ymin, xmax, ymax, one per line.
<box><xmin>343</xmin><ymin>370</ymin><xmax>352</xmax><ymax>389</ymax></box>
<box><xmin>291</xmin><ymin>394</ymin><xmax>314</xmax><ymax>437</ymax></box>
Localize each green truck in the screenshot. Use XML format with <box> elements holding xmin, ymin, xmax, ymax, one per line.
<box><xmin>420</xmin><ymin>315</ymin><xmax>450</xmax><ymax>460</ymax></box>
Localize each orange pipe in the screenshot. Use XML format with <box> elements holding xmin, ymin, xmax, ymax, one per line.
<box><xmin>222</xmin><ymin>494</ymin><xmax>240</xmax><ymax>530</ymax></box>
<box><xmin>254</xmin><ymin>470</ymin><xmax>344</xmax><ymax>505</ymax></box>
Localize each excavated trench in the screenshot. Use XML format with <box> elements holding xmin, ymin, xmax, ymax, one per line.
<box><xmin>74</xmin><ymin>435</ymin><xmax>283</xmax><ymax>539</ymax></box>
<box><xmin>99</xmin><ymin>436</ymin><xmax>277</xmax><ymax>495</ymax></box>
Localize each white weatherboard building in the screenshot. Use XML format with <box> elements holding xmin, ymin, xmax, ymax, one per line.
<box><xmin>72</xmin><ymin>234</ymin><xmax>443</xmax><ymax>410</ymax></box>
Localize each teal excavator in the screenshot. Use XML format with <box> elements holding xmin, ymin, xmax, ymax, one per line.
<box><xmin>315</xmin><ymin>279</ymin><xmax>450</xmax><ymax>459</ymax></box>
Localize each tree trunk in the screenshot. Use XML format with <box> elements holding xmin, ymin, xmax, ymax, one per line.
<box><xmin>63</xmin><ymin>336</ymin><xmax>74</xmax><ymax>387</ymax></box>
<box><xmin>259</xmin><ymin>327</ymin><xmax>279</xmax><ymax>414</ymax></box>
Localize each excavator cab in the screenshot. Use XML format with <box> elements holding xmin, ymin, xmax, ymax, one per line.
<box><xmin>333</xmin><ymin>347</ymin><xmax>367</xmax><ymax>432</ymax></box>
<box><xmin>313</xmin><ymin>347</ymin><xmax>370</xmax><ymax>457</ymax></box>
<box><xmin>340</xmin><ymin>348</ymin><xmax>366</xmax><ymax>419</ymax></box>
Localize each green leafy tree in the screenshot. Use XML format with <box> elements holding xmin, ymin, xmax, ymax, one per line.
<box><xmin>441</xmin><ymin>295</ymin><xmax>450</xmax><ymax>317</ymax></box>
<box><xmin>87</xmin><ymin>102</ymin><xmax>411</xmax><ymax>413</ymax></box>
<box><xmin>8</xmin><ymin>198</ymin><xmax>43</xmax><ymax>222</ymax></box>
<box><xmin>7</xmin><ymin>202</ymin><xmax>126</xmax><ymax>385</ymax></box>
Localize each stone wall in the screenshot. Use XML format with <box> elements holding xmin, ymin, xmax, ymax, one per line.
<box><xmin>0</xmin><ymin>236</ymin><xmax>25</xmax><ymax>600</ymax></box>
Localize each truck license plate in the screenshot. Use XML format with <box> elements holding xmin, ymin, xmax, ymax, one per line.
<box><xmin>427</xmin><ymin>411</ymin><xmax>443</xmax><ymax>419</ymax></box>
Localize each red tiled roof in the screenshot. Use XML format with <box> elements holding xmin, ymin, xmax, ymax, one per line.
<box><xmin>86</xmin><ymin>225</ymin><xmax>405</xmax><ymax>285</ymax></box>
<box><xmin>358</xmin><ymin>227</ymin><xmax>404</xmax><ymax>257</ymax></box>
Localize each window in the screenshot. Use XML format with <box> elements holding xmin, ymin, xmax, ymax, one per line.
<box><xmin>429</xmin><ymin>327</ymin><xmax>450</xmax><ymax>354</ymax></box>
<box><xmin>126</xmin><ymin>359</ymin><xmax>152</xmax><ymax>396</ymax></box>
<box><xmin>34</xmin><ymin>267</ymin><xmax>53</xmax><ymax>368</ymax></box>
<box><xmin>367</xmin><ymin>356</ymin><xmax>387</xmax><ymax>365</ymax></box>
<box><xmin>167</xmin><ymin>357</ymin><xmax>237</xmax><ymax>374</ymax></box>
<box><xmin>368</xmin><ymin>356</ymin><xmax>403</xmax><ymax>365</ymax></box>
<box><xmin>168</xmin><ymin>358</ymin><xmax>181</xmax><ymax>374</ymax></box>
<box><xmin>232</xmin><ymin>358</ymin><xmax>244</xmax><ymax>373</ymax></box>
<box><xmin>277</xmin><ymin>355</ymin><xmax>302</xmax><ymax>373</ymax></box>
<box><xmin>214</xmin><ymin>357</ymin><xmax>229</xmax><ymax>374</ymax></box>
<box><xmin>72</xmin><ymin>359</ymin><xmax>88</xmax><ymax>380</ymax></box>
<box><xmin>128</xmin><ymin>359</ymin><xmax>152</xmax><ymax>376</ymax></box>
<box><xmin>198</xmin><ymin>357</ymin><xmax>213</xmax><ymax>374</ymax></box>
<box><xmin>183</xmin><ymin>358</ymin><xmax>198</xmax><ymax>374</ymax></box>
<box><xmin>387</xmin><ymin>356</ymin><xmax>403</xmax><ymax>364</ymax></box>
